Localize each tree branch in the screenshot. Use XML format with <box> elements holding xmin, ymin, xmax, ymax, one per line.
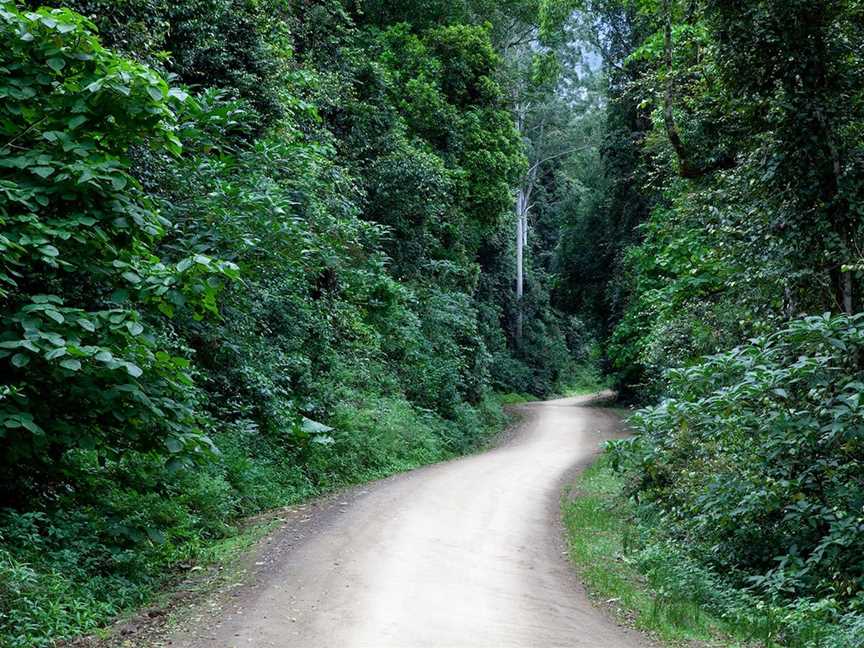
<box><xmin>660</xmin><ymin>0</ymin><xmax>735</xmax><ymax>179</ymax></box>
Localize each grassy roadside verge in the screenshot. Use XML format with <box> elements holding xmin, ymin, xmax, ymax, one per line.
<box><xmin>562</xmin><ymin>452</ymin><xmax>756</xmax><ymax>647</ymax></box>
<box><xmin>66</xmin><ymin>513</ymin><xmax>288</xmax><ymax>646</ymax></box>
<box><xmin>493</xmin><ymin>392</ymin><xmax>537</xmax><ymax>405</ymax></box>
<box><xmin>49</xmin><ymin>394</ymin><xmax>522</xmax><ymax>647</ymax></box>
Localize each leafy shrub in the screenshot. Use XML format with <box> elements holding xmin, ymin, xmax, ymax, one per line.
<box><xmin>28</xmin><ymin>0</ymin><xmax>286</xmax><ymax>127</ymax></box>
<box><xmin>611</xmin><ymin>313</ymin><xmax>864</xmax><ymax>642</ymax></box>
<box><xmin>0</xmin><ymin>3</ymin><xmax>237</xmax><ymax>493</ymax></box>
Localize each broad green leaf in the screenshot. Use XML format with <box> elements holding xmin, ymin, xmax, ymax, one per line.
<box><xmin>125</xmin><ymin>362</ymin><xmax>143</xmax><ymax>378</ymax></box>
<box><xmin>20</xmin><ymin>417</ymin><xmax>43</xmax><ymax>434</ymax></box>
<box><xmin>165</xmin><ymin>457</ymin><xmax>187</xmax><ymax>474</ymax></box>
<box><xmin>44</xmin><ymin>309</ymin><xmax>64</xmax><ymax>324</ymax></box>
<box><xmin>301</xmin><ymin>417</ymin><xmax>333</xmax><ymax>434</ymax></box>
<box><xmin>44</xmin><ymin>347</ymin><xmax>66</xmax><ymax>360</ymax></box>
<box><xmin>145</xmin><ymin>527</ymin><xmax>166</xmax><ymax>544</ymax></box>
<box><xmin>32</xmin><ymin>294</ymin><xmax>62</xmax><ymax>304</ymax></box>
<box><xmin>59</xmin><ymin>358</ymin><xmax>81</xmax><ymax>371</ymax></box>
<box><xmin>11</xmin><ymin>353</ymin><xmax>29</xmax><ymax>367</ymax></box>
<box><xmin>168</xmin><ymin>87</ymin><xmax>189</xmax><ymax>102</ymax></box>
<box><xmin>165</xmin><ymin>436</ymin><xmax>183</xmax><ymax>453</ymax></box>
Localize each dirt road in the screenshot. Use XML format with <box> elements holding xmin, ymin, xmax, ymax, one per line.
<box><xmin>167</xmin><ymin>396</ymin><xmax>647</xmax><ymax>648</ymax></box>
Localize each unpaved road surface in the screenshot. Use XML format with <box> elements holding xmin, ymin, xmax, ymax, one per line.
<box><xmin>168</xmin><ymin>395</ymin><xmax>647</xmax><ymax>648</ymax></box>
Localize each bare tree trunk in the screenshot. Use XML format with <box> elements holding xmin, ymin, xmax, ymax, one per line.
<box><xmin>784</xmin><ymin>283</ymin><xmax>796</xmax><ymax>320</ymax></box>
<box><xmin>662</xmin><ymin>0</ymin><xmax>688</xmax><ymax>172</ymax></box>
<box><xmin>516</xmin><ymin>188</ymin><xmax>525</xmax><ymax>343</ymax></box>
<box><xmin>523</xmin><ymin>210</ymin><xmax>528</xmax><ymax>247</ymax></box>
<box><xmin>835</xmin><ymin>157</ymin><xmax>854</xmax><ymax>314</ymax></box>
<box><xmin>843</xmin><ymin>266</ymin><xmax>854</xmax><ymax>314</ymax></box>
<box><xmin>514</xmin><ymin>105</ymin><xmax>526</xmax><ymax>345</ymax></box>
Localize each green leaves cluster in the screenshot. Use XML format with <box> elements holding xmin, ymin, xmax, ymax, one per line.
<box><xmin>0</xmin><ymin>4</ymin><xmax>227</xmax><ymax>472</ymax></box>
<box><xmin>611</xmin><ymin>313</ymin><xmax>864</xmax><ymax>641</ymax></box>
<box><xmin>561</xmin><ymin>0</ymin><xmax>864</xmax><ymax>394</ymax></box>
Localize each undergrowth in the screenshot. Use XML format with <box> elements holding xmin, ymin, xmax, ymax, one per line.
<box><xmin>563</xmin><ymin>454</ymin><xmax>749</xmax><ymax>645</ymax></box>
<box><xmin>0</xmin><ymin>394</ymin><xmax>504</xmax><ymax>648</ymax></box>
<box><xmin>564</xmin><ymin>452</ymin><xmax>864</xmax><ymax>647</ymax></box>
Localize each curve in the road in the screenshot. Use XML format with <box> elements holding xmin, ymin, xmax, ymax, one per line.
<box><xmin>168</xmin><ymin>395</ymin><xmax>648</xmax><ymax>648</ymax></box>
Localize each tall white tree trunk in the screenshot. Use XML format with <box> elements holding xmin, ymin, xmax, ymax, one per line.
<box><xmin>516</xmin><ymin>189</ymin><xmax>525</xmax><ymax>343</ymax></box>
<box><xmin>514</xmin><ymin>105</ymin><xmax>526</xmax><ymax>345</ymax></box>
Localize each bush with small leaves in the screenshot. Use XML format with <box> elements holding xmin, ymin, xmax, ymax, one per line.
<box><xmin>611</xmin><ymin>313</ymin><xmax>864</xmax><ymax>619</ymax></box>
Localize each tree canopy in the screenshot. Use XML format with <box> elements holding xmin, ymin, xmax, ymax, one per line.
<box><xmin>3</xmin><ymin>0</ymin><xmax>864</xmax><ymax>645</ymax></box>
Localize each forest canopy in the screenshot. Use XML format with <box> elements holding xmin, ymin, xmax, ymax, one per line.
<box><xmin>2</xmin><ymin>0</ymin><xmax>864</xmax><ymax>646</ymax></box>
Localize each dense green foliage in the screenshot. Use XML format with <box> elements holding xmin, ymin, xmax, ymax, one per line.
<box><xmin>6</xmin><ymin>0</ymin><xmax>864</xmax><ymax>644</ymax></box>
<box><xmin>567</xmin><ymin>452</ymin><xmax>864</xmax><ymax>647</ymax></box>
<box><xmin>556</xmin><ymin>0</ymin><xmax>864</xmax><ymax>644</ymax></box>
<box><xmin>612</xmin><ymin>314</ymin><xmax>864</xmax><ymax>644</ymax></box>
<box><xmin>0</xmin><ymin>1</ymin><xmax>593</xmax><ymax>645</ymax></box>
<box><xmin>0</xmin><ymin>4</ymin><xmax>225</xmax><ymax>484</ymax></box>
<box><xmin>565</xmin><ymin>453</ymin><xmax>763</xmax><ymax>644</ymax></box>
<box><xmin>559</xmin><ymin>0</ymin><xmax>864</xmax><ymax>395</ymax></box>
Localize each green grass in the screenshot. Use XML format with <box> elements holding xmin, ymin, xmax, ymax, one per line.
<box><xmin>561</xmin><ymin>361</ymin><xmax>612</xmax><ymax>397</ymax></box>
<box><xmin>562</xmin><ymin>454</ymin><xmax>752</xmax><ymax>646</ymax></box>
<box><xmin>564</xmin><ymin>452</ymin><xmax>864</xmax><ymax>648</ymax></box>
<box><xmin>493</xmin><ymin>392</ymin><xmax>537</xmax><ymax>405</ymax></box>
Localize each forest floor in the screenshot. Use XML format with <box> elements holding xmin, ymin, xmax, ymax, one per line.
<box><xmin>80</xmin><ymin>395</ymin><xmax>651</xmax><ymax>647</ymax></box>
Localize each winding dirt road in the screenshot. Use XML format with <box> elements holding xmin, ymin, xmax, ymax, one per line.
<box><xmin>167</xmin><ymin>396</ymin><xmax>647</xmax><ymax>648</ymax></box>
